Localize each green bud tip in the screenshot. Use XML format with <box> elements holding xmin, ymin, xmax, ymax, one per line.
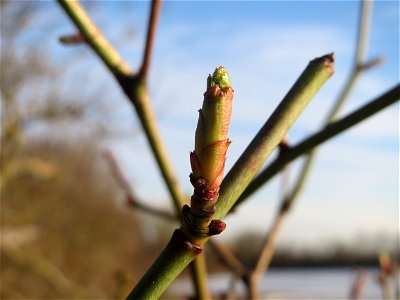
<box><xmin>210</xmin><ymin>66</ymin><xmax>231</xmax><ymax>88</ymax></box>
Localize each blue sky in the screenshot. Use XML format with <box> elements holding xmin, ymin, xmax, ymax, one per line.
<box><xmin>95</xmin><ymin>1</ymin><xmax>398</xmax><ymax>248</ymax></box>
<box><xmin>32</xmin><ymin>1</ymin><xmax>399</xmax><ymax>249</ymax></box>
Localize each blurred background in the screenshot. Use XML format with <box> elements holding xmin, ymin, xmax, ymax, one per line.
<box><xmin>1</xmin><ymin>1</ymin><xmax>398</xmax><ymax>298</ymax></box>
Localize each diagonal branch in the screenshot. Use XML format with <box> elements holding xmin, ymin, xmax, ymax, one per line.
<box><xmin>139</xmin><ymin>0</ymin><xmax>162</xmax><ymax>80</ymax></box>
<box><xmin>57</xmin><ymin>0</ymin><xmax>133</xmax><ymax>78</ymax></box>
<box><xmin>245</xmin><ymin>5</ymin><xmax>390</xmax><ymax>292</ymax></box>
<box><xmin>58</xmin><ymin>0</ymin><xmax>186</xmax><ymax>218</ymax></box>
<box><xmin>127</xmin><ymin>54</ymin><xmax>334</xmax><ymax>299</ymax></box>
<box><xmin>247</xmin><ymin>210</ymin><xmax>289</xmax><ymax>298</ymax></box>
<box><xmin>325</xmin><ymin>0</ymin><xmax>376</xmax><ymax>123</ymax></box>
<box><xmin>106</xmin><ymin>147</ymin><xmax>246</xmax><ymax>291</ymax></box>
<box><xmin>104</xmin><ymin>150</ymin><xmax>177</xmax><ymax>221</ymax></box>
<box><xmin>208</xmin><ymin>239</ymin><xmax>247</xmax><ymax>279</ymax></box>
<box><xmin>214</xmin><ymin>54</ymin><xmax>334</xmax><ymax>220</ymax></box>
<box><xmin>105</xmin><ymin>149</ymin><xmax>211</xmax><ymax>299</ymax></box>
<box><xmin>238</xmin><ymin>0</ymin><xmax>379</xmax><ymax>210</ymax></box>
<box><xmin>237</xmin><ymin>84</ymin><xmax>399</xmax><ymax>204</ymax></box>
<box><xmin>58</xmin><ymin>1</ymin><xmax>210</xmax><ymax>298</ymax></box>
<box><xmin>104</xmin><ymin>148</ymin><xmax>211</xmax><ymax>299</ymax></box>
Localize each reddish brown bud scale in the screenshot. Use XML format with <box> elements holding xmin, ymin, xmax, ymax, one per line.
<box><xmin>208</xmin><ymin>219</ymin><xmax>226</xmax><ymax>235</ymax></box>
<box><xmin>192</xmin><ymin>67</ymin><xmax>233</xmax><ymax>188</ymax></box>
<box><xmin>183</xmin><ymin>67</ymin><xmax>233</xmax><ymax>241</ymax></box>
<box><xmin>59</xmin><ymin>33</ymin><xmax>85</xmax><ymax>45</ymax></box>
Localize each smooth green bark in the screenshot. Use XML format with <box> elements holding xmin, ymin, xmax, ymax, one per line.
<box><xmin>130</xmin><ymin>80</ymin><xmax>187</xmax><ymax>212</ymax></box>
<box><xmin>58</xmin><ymin>0</ymin><xmax>132</xmax><ymax>77</ymax></box>
<box><xmin>126</xmin><ymin>230</ymin><xmax>200</xmax><ymax>300</ymax></box>
<box><xmin>57</xmin><ymin>1</ymin><xmax>210</xmax><ymax>297</ymax></box>
<box><xmin>190</xmin><ymin>253</ymin><xmax>211</xmax><ymax>300</ymax></box>
<box><xmin>238</xmin><ymin>84</ymin><xmax>400</xmax><ymax>203</ymax></box>
<box><xmin>235</xmin><ymin>0</ymin><xmax>377</xmax><ymax>214</ymax></box>
<box><xmin>215</xmin><ymin>54</ymin><xmax>334</xmax><ymax>219</ymax></box>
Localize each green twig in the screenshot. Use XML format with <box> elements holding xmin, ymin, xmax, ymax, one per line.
<box><xmin>237</xmin><ymin>0</ymin><xmax>377</xmax><ymax>207</ymax></box>
<box><xmin>58</xmin><ymin>0</ymin><xmax>186</xmax><ymax>219</ymax></box>
<box><xmin>327</xmin><ymin>0</ymin><xmax>373</xmax><ymax>122</ymax></box>
<box><xmin>247</xmin><ymin>210</ymin><xmax>289</xmax><ymax>299</ymax></box>
<box><xmin>139</xmin><ymin>0</ymin><xmax>162</xmax><ymax>80</ymax></box>
<box><xmin>108</xmin><ymin>147</ymin><xmax>238</xmax><ymax>298</ymax></box>
<box><xmin>237</xmin><ymin>84</ymin><xmax>399</xmax><ymax>203</ymax></box>
<box><xmin>58</xmin><ymin>1</ymin><xmax>210</xmax><ymax>298</ymax></box>
<box><xmin>190</xmin><ymin>254</ymin><xmax>211</xmax><ymax>300</ymax></box>
<box><xmin>127</xmin><ymin>229</ymin><xmax>202</xmax><ymax>300</ymax></box>
<box><xmin>127</xmin><ymin>54</ymin><xmax>334</xmax><ymax>299</ymax></box>
<box><xmin>126</xmin><ymin>80</ymin><xmax>187</xmax><ymax>212</ymax></box>
<box><xmin>214</xmin><ymin>54</ymin><xmax>334</xmax><ymax>220</ymax></box>
<box><xmin>283</xmin><ymin>0</ymin><xmax>376</xmax><ymax>209</ymax></box>
<box><xmin>126</xmin><ymin>84</ymin><xmax>210</xmax><ymax>300</ymax></box>
<box><xmin>57</xmin><ymin>0</ymin><xmax>133</xmax><ymax>78</ymax></box>
<box><xmin>242</xmin><ymin>5</ymin><xmax>386</xmax><ymax>290</ymax></box>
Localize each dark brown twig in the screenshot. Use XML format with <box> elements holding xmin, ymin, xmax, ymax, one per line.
<box><xmin>139</xmin><ymin>0</ymin><xmax>162</xmax><ymax>80</ymax></box>
<box><xmin>104</xmin><ymin>150</ymin><xmax>134</xmax><ymax>196</ymax></box>
<box><xmin>59</xmin><ymin>33</ymin><xmax>85</xmax><ymax>45</ymax></box>
<box><xmin>104</xmin><ymin>150</ymin><xmax>177</xmax><ymax>221</ymax></box>
<box><xmin>358</xmin><ymin>56</ymin><xmax>384</xmax><ymax>72</ymax></box>
<box><xmin>208</xmin><ymin>239</ymin><xmax>247</xmax><ymax>279</ymax></box>
<box><xmin>126</xmin><ymin>195</ymin><xmax>177</xmax><ymax>221</ymax></box>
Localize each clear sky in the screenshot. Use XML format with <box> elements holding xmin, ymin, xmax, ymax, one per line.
<box><xmin>33</xmin><ymin>1</ymin><xmax>400</xmax><ymax>249</ymax></box>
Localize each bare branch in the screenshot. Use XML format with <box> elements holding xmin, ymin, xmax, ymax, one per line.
<box><xmin>104</xmin><ymin>150</ymin><xmax>177</xmax><ymax>221</ymax></box>
<box><xmin>139</xmin><ymin>0</ymin><xmax>162</xmax><ymax>80</ymax></box>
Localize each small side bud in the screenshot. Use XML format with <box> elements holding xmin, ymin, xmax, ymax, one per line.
<box><xmin>208</xmin><ymin>219</ymin><xmax>226</xmax><ymax>235</ymax></box>
<box><xmin>59</xmin><ymin>33</ymin><xmax>85</xmax><ymax>45</ymax></box>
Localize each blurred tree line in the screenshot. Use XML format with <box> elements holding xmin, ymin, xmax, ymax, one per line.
<box><xmin>2</xmin><ymin>1</ymin><xmax>397</xmax><ymax>299</ymax></box>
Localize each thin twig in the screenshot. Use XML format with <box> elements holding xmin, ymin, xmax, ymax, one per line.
<box><xmin>350</xmin><ymin>270</ymin><xmax>367</xmax><ymax>300</ymax></box>
<box><xmin>58</xmin><ymin>0</ymin><xmax>133</xmax><ymax>78</ymax></box>
<box><xmin>106</xmin><ymin>150</ymin><xmax>211</xmax><ymax>298</ymax></box>
<box><xmin>355</xmin><ymin>0</ymin><xmax>371</xmax><ymax>66</ymax></box>
<box><xmin>58</xmin><ymin>2</ymin><xmax>210</xmax><ymax>298</ymax></box>
<box><xmin>208</xmin><ymin>239</ymin><xmax>247</xmax><ymax>279</ymax></box>
<box><xmin>237</xmin><ymin>83</ymin><xmax>399</xmax><ymax>203</ymax></box>
<box><xmin>128</xmin><ymin>54</ymin><xmax>334</xmax><ymax>299</ymax></box>
<box><xmin>245</xmin><ymin>2</ymin><xmax>380</xmax><ymax>297</ymax></box>
<box><xmin>190</xmin><ymin>254</ymin><xmax>211</xmax><ymax>300</ymax></box>
<box><xmin>104</xmin><ymin>150</ymin><xmax>135</xmax><ymax>196</ymax></box>
<box><xmin>214</xmin><ymin>54</ymin><xmax>334</xmax><ymax>220</ymax></box>
<box><xmin>246</xmin><ymin>137</ymin><xmax>292</xmax><ymax>298</ymax></box>
<box><xmin>104</xmin><ymin>149</ymin><xmax>211</xmax><ymax>299</ymax></box>
<box><xmin>58</xmin><ymin>0</ymin><xmax>186</xmax><ymax>212</ymax></box>
<box><xmin>106</xmin><ymin>150</ymin><xmax>210</xmax><ymax>297</ymax></box>
<box><xmin>237</xmin><ymin>0</ymin><xmax>379</xmax><ymax>206</ymax></box>
<box><xmin>247</xmin><ymin>210</ymin><xmax>289</xmax><ymax>299</ymax></box>
<box><xmin>105</xmin><ymin>150</ymin><xmax>177</xmax><ymax>221</ymax></box>
<box><xmin>278</xmin><ymin>136</ymin><xmax>291</xmax><ymax>200</ymax></box>
<box><xmin>139</xmin><ymin>0</ymin><xmax>162</xmax><ymax>80</ymax></box>
<box><xmin>326</xmin><ymin>0</ymin><xmax>373</xmax><ymax>122</ymax></box>
<box><xmin>127</xmin><ymin>195</ymin><xmax>177</xmax><ymax>221</ymax></box>
<box><xmin>105</xmin><ymin>150</ymin><xmax>211</xmax><ymax>299</ymax></box>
